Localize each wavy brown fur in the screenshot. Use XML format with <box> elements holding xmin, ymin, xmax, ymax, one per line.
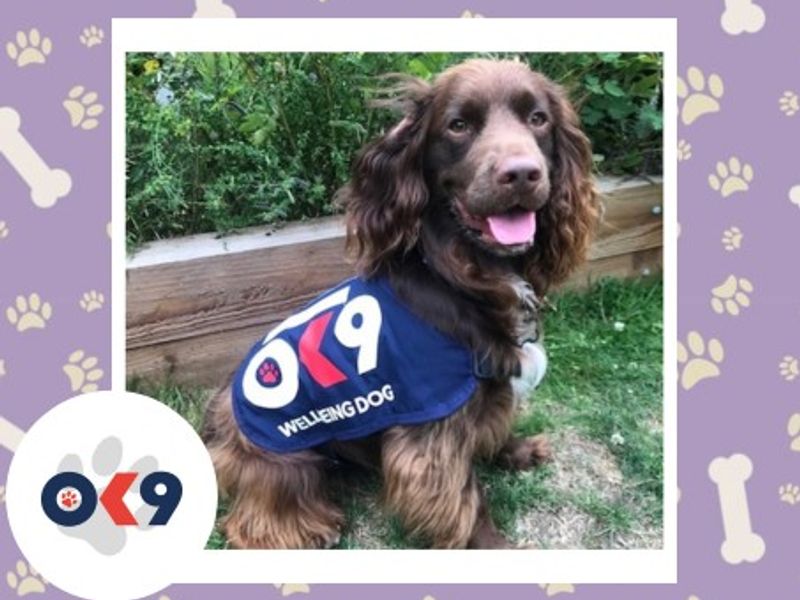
<box><xmin>204</xmin><ymin>59</ymin><xmax>598</xmax><ymax>549</ymax></box>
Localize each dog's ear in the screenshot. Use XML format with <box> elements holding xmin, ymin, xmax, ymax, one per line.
<box><xmin>337</xmin><ymin>76</ymin><xmax>433</xmax><ymax>276</ymax></box>
<box><xmin>526</xmin><ymin>82</ymin><xmax>599</xmax><ymax>293</ymax></box>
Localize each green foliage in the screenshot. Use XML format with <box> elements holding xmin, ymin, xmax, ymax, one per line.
<box><xmin>126</xmin><ymin>52</ymin><xmax>662</xmax><ymax>247</ymax></box>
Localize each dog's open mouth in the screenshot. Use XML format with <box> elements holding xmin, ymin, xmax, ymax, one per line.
<box><xmin>455</xmin><ymin>201</ymin><xmax>537</xmax><ymax>247</ymax></box>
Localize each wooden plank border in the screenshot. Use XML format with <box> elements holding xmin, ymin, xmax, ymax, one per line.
<box><xmin>127</xmin><ymin>177</ymin><xmax>662</xmax><ymax>385</ymax></box>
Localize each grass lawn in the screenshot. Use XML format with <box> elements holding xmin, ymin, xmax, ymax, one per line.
<box><xmin>129</xmin><ymin>275</ymin><xmax>663</xmax><ymax>549</ymax></box>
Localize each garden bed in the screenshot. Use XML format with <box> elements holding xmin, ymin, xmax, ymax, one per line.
<box><xmin>126</xmin><ymin>176</ymin><xmax>662</xmax><ymax>385</ymax></box>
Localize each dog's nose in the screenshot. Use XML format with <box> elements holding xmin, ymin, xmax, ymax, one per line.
<box><xmin>496</xmin><ymin>155</ymin><xmax>542</xmax><ymax>188</ymax></box>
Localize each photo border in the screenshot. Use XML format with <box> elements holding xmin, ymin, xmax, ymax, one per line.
<box><xmin>112</xmin><ymin>17</ymin><xmax>677</xmax><ymax>585</ymax></box>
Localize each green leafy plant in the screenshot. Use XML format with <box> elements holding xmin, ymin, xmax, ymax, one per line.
<box><xmin>126</xmin><ymin>52</ymin><xmax>662</xmax><ymax>248</ymax></box>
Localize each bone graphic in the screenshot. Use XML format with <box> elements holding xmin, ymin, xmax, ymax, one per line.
<box><xmin>0</xmin><ymin>416</ymin><xmax>25</xmax><ymax>452</ymax></box>
<box><xmin>708</xmin><ymin>453</ymin><xmax>765</xmax><ymax>564</ymax></box>
<box><xmin>0</xmin><ymin>107</ymin><xmax>72</xmax><ymax>208</ymax></box>
<box><xmin>193</xmin><ymin>0</ymin><xmax>236</xmax><ymax>17</ymax></box>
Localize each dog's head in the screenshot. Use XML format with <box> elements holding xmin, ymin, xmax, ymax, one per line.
<box><xmin>339</xmin><ymin>59</ymin><xmax>598</xmax><ymax>292</ymax></box>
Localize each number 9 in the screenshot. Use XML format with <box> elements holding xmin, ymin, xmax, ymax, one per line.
<box><xmin>334</xmin><ymin>295</ymin><xmax>382</xmax><ymax>375</ymax></box>
<box><xmin>140</xmin><ymin>472</ymin><xmax>183</xmax><ymax>526</ymax></box>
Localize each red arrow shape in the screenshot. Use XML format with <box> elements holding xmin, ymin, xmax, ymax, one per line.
<box><xmin>299</xmin><ymin>311</ymin><xmax>347</xmax><ymax>388</ymax></box>
<box><xmin>100</xmin><ymin>472</ymin><xmax>138</xmax><ymax>526</ymax></box>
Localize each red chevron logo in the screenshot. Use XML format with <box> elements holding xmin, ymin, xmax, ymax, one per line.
<box><xmin>298</xmin><ymin>311</ymin><xmax>347</xmax><ymax>388</ymax></box>
<box><xmin>99</xmin><ymin>472</ymin><xmax>138</xmax><ymax>526</ymax></box>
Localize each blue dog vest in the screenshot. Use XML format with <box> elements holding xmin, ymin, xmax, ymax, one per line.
<box><xmin>232</xmin><ymin>277</ymin><xmax>478</xmax><ymax>453</ymax></box>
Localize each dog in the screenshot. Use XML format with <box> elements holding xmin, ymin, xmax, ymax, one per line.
<box><xmin>203</xmin><ymin>58</ymin><xmax>599</xmax><ymax>549</ymax></box>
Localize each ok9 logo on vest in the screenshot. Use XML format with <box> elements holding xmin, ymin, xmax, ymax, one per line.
<box><xmin>243</xmin><ymin>287</ymin><xmax>383</xmax><ymax>409</ymax></box>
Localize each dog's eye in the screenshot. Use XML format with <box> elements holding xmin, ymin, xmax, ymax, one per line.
<box><xmin>448</xmin><ymin>118</ymin><xmax>469</xmax><ymax>133</ymax></box>
<box><xmin>529</xmin><ymin>111</ymin><xmax>548</xmax><ymax>127</ymax></box>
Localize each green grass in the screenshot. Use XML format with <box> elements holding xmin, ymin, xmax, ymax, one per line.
<box><xmin>130</xmin><ymin>276</ymin><xmax>663</xmax><ymax>549</ymax></box>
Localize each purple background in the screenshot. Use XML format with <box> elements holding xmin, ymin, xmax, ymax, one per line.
<box><xmin>2</xmin><ymin>0</ymin><xmax>798</xmax><ymax>598</ymax></box>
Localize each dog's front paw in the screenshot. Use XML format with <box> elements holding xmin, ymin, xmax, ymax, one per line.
<box><xmin>499</xmin><ymin>434</ymin><xmax>552</xmax><ymax>471</ymax></box>
<box><xmin>467</xmin><ymin>523</ymin><xmax>514</xmax><ymax>549</ymax></box>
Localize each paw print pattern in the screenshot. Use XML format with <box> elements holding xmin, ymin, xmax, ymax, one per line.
<box><xmin>538</xmin><ymin>584</ymin><xmax>575</xmax><ymax>596</ymax></box>
<box><xmin>780</xmin><ymin>91</ymin><xmax>799</xmax><ymax>116</ymax></box>
<box><xmin>708</xmin><ymin>157</ymin><xmax>753</xmax><ymax>197</ymax></box>
<box><xmin>780</xmin><ymin>356</ymin><xmax>799</xmax><ymax>381</ymax></box>
<box><xmin>722</xmin><ymin>226</ymin><xmax>743</xmax><ymax>251</ymax></box>
<box><xmin>56</xmin><ymin>437</ymin><xmax>159</xmax><ymax>555</ymax></box>
<box><xmin>63</xmin><ymin>86</ymin><xmax>104</xmax><ymax>130</ymax></box>
<box><xmin>79</xmin><ymin>25</ymin><xmax>104</xmax><ymax>48</ymax></box>
<box><xmin>79</xmin><ymin>290</ymin><xmax>105</xmax><ymax>313</ymax></box>
<box><xmin>779</xmin><ymin>484</ymin><xmax>800</xmax><ymax>505</ymax></box>
<box><xmin>6</xmin><ymin>294</ymin><xmax>52</xmax><ymax>332</ymax></box>
<box><xmin>258</xmin><ymin>360</ymin><xmax>282</xmax><ymax>386</ymax></box>
<box><xmin>677</xmin><ymin>67</ymin><xmax>724</xmax><ymax>125</ymax></box>
<box><xmin>711</xmin><ymin>275</ymin><xmax>753</xmax><ymax>316</ymax></box>
<box><xmin>60</xmin><ymin>488</ymin><xmax>80</xmax><ymax>509</ymax></box>
<box><xmin>677</xmin><ymin>139</ymin><xmax>692</xmax><ymax>162</ymax></box>
<box><xmin>788</xmin><ymin>414</ymin><xmax>800</xmax><ymax>452</ymax></box>
<box><xmin>5</xmin><ymin>29</ymin><xmax>51</xmax><ymax>68</ymax></box>
<box><xmin>6</xmin><ymin>560</ymin><xmax>46</xmax><ymax>596</ymax></box>
<box><xmin>677</xmin><ymin>331</ymin><xmax>724</xmax><ymax>391</ymax></box>
<box><xmin>0</xmin><ymin>221</ymin><xmax>8</xmax><ymax>240</ymax></box>
<box><xmin>63</xmin><ymin>350</ymin><xmax>104</xmax><ymax>393</ymax></box>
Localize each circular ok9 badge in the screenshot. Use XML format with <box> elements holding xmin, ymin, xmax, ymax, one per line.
<box><xmin>5</xmin><ymin>392</ymin><xmax>218</xmax><ymax>600</ymax></box>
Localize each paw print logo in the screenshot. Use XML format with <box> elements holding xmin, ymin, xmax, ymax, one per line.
<box><xmin>708</xmin><ymin>157</ymin><xmax>753</xmax><ymax>198</ymax></box>
<box><xmin>677</xmin><ymin>67</ymin><xmax>724</xmax><ymax>125</ymax></box>
<box><xmin>258</xmin><ymin>358</ymin><xmax>282</xmax><ymax>387</ymax></box>
<box><xmin>56</xmin><ymin>436</ymin><xmax>159</xmax><ymax>555</ymax></box>
<box><xmin>780</xmin><ymin>356</ymin><xmax>799</xmax><ymax>381</ymax></box>
<box><xmin>5</xmin><ymin>560</ymin><xmax>46</xmax><ymax>596</ymax></box>
<box><xmin>677</xmin><ymin>139</ymin><xmax>692</xmax><ymax>162</ymax></box>
<box><xmin>721</xmin><ymin>226</ymin><xmax>742</xmax><ymax>251</ymax></box>
<box><xmin>677</xmin><ymin>331</ymin><xmax>724</xmax><ymax>391</ymax></box>
<box><xmin>79</xmin><ymin>290</ymin><xmax>105</xmax><ymax>313</ymax></box>
<box><xmin>59</xmin><ymin>488</ymin><xmax>81</xmax><ymax>510</ymax></box>
<box><xmin>779</xmin><ymin>483</ymin><xmax>800</xmax><ymax>505</ymax></box>
<box><xmin>79</xmin><ymin>25</ymin><xmax>104</xmax><ymax>48</ymax></box>
<box><xmin>63</xmin><ymin>350</ymin><xmax>104</xmax><ymax>393</ymax></box>
<box><xmin>63</xmin><ymin>86</ymin><xmax>104</xmax><ymax>130</ymax></box>
<box><xmin>710</xmin><ymin>275</ymin><xmax>753</xmax><ymax>316</ymax></box>
<box><xmin>0</xmin><ymin>221</ymin><xmax>9</xmax><ymax>240</ymax></box>
<box><xmin>780</xmin><ymin>91</ymin><xmax>798</xmax><ymax>117</ymax></box>
<box><xmin>6</xmin><ymin>294</ymin><xmax>52</xmax><ymax>332</ymax></box>
<box><xmin>5</xmin><ymin>29</ymin><xmax>51</xmax><ymax>68</ymax></box>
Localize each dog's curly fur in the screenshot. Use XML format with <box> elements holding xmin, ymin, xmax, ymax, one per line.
<box><xmin>203</xmin><ymin>59</ymin><xmax>599</xmax><ymax>549</ymax></box>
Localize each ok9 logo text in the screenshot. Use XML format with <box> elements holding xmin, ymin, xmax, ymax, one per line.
<box><xmin>42</xmin><ymin>471</ymin><xmax>182</xmax><ymax>527</ymax></box>
<box><xmin>243</xmin><ymin>286</ymin><xmax>383</xmax><ymax>409</ymax></box>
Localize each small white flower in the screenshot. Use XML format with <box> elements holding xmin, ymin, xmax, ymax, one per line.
<box><xmin>613</xmin><ymin>321</ymin><xmax>626</xmax><ymax>332</ymax></box>
<box><xmin>610</xmin><ymin>432</ymin><xmax>625</xmax><ymax>446</ymax></box>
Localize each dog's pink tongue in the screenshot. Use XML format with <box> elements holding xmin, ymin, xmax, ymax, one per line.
<box><xmin>486</xmin><ymin>211</ymin><xmax>536</xmax><ymax>245</ymax></box>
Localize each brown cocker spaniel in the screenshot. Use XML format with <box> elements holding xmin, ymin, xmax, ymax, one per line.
<box><xmin>203</xmin><ymin>59</ymin><xmax>599</xmax><ymax>549</ymax></box>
